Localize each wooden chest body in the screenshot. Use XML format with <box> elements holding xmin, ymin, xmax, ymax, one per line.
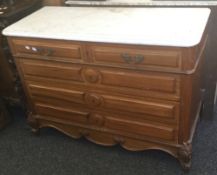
<box><xmin>7</xmin><ymin>33</ymin><xmax>208</xmax><ymax>169</ymax></box>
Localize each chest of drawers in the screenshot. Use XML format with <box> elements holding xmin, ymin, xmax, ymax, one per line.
<box><xmin>3</xmin><ymin>7</ymin><xmax>210</xmax><ymax>170</ymax></box>
<box><xmin>7</xmin><ymin>34</ymin><xmax>207</xmax><ymax>169</ymax></box>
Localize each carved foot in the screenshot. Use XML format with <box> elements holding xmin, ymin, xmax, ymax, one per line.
<box><xmin>27</xmin><ymin>111</ymin><xmax>40</xmax><ymax>136</ymax></box>
<box><xmin>178</xmin><ymin>142</ymin><xmax>192</xmax><ymax>171</ymax></box>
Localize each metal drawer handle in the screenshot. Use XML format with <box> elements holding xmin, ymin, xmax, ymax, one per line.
<box><xmin>43</xmin><ymin>48</ymin><xmax>53</xmax><ymax>57</ymax></box>
<box><xmin>134</xmin><ymin>55</ymin><xmax>144</xmax><ymax>64</ymax></box>
<box><xmin>121</xmin><ymin>53</ymin><xmax>144</xmax><ymax>64</ymax></box>
<box><xmin>24</xmin><ymin>46</ymin><xmax>53</xmax><ymax>57</ymax></box>
<box><xmin>121</xmin><ymin>53</ymin><xmax>132</xmax><ymax>64</ymax></box>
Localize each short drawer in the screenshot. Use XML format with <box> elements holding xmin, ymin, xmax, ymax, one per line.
<box><xmin>88</xmin><ymin>44</ymin><xmax>182</xmax><ymax>71</ymax></box>
<box><xmin>18</xmin><ymin>59</ymin><xmax>180</xmax><ymax>101</ymax></box>
<box><xmin>10</xmin><ymin>38</ymin><xmax>86</xmax><ymax>62</ymax></box>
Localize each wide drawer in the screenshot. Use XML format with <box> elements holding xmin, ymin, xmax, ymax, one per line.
<box><xmin>9</xmin><ymin>38</ymin><xmax>86</xmax><ymax>62</ymax></box>
<box><xmin>26</xmin><ymin>80</ymin><xmax>180</xmax><ymax>124</ymax></box>
<box><xmin>33</xmin><ymin>98</ymin><xmax>178</xmax><ymax>143</ymax></box>
<box><xmin>88</xmin><ymin>44</ymin><xmax>182</xmax><ymax>71</ymax></box>
<box><xmin>18</xmin><ymin>59</ymin><xmax>180</xmax><ymax>101</ymax></box>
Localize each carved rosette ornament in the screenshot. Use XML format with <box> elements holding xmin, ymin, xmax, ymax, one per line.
<box><xmin>84</xmin><ymin>93</ymin><xmax>104</xmax><ymax>108</ymax></box>
<box><xmin>82</xmin><ymin>68</ymin><xmax>101</xmax><ymax>84</ymax></box>
<box><xmin>178</xmin><ymin>142</ymin><xmax>192</xmax><ymax>171</ymax></box>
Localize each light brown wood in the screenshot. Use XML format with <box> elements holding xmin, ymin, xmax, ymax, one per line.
<box><xmin>18</xmin><ymin>59</ymin><xmax>180</xmax><ymax>100</ymax></box>
<box><xmin>88</xmin><ymin>44</ymin><xmax>182</xmax><ymax>71</ymax></box>
<box><xmin>7</xmin><ymin>32</ymin><xmax>208</xmax><ymax>170</ymax></box>
<box><xmin>11</xmin><ymin>38</ymin><xmax>86</xmax><ymax>62</ymax></box>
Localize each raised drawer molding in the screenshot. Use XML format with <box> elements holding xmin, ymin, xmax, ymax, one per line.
<box><xmin>3</xmin><ymin>7</ymin><xmax>211</xmax><ymax>171</ymax></box>
<box><xmin>88</xmin><ymin>45</ymin><xmax>182</xmax><ymax>70</ymax></box>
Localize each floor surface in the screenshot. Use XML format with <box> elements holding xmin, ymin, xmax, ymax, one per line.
<box><xmin>0</xmin><ymin>106</ymin><xmax>217</xmax><ymax>175</ymax></box>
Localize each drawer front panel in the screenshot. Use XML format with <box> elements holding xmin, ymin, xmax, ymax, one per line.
<box><xmin>99</xmin><ymin>69</ymin><xmax>178</xmax><ymax>94</ymax></box>
<box><xmin>31</xmin><ymin>95</ymin><xmax>177</xmax><ymax>142</ymax></box>
<box><xmin>19</xmin><ymin>59</ymin><xmax>83</xmax><ymax>82</ymax></box>
<box><xmin>35</xmin><ymin>103</ymin><xmax>89</xmax><ymax>124</ymax></box>
<box><xmin>11</xmin><ymin>38</ymin><xmax>85</xmax><ymax>61</ymax></box>
<box><xmin>100</xmin><ymin>94</ymin><xmax>179</xmax><ymax>120</ymax></box>
<box><xmin>89</xmin><ymin>45</ymin><xmax>181</xmax><ymax>70</ymax></box>
<box><xmin>27</xmin><ymin>81</ymin><xmax>179</xmax><ymax>123</ymax></box>
<box><xmin>29</xmin><ymin>84</ymin><xmax>85</xmax><ymax>104</ymax></box>
<box><xmin>105</xmin><ymin>116</ymin><xmax>176</xmax><ymax>141</ymax></box>
<box><xmin>33</xmin><ymin>97</ymin><xmax>177</xmax><ymax>142</ymax></box>
<box><xmin>19</xmin><ymin>59</ymin><xmax>180</xmax><ymax>100</ymax></box>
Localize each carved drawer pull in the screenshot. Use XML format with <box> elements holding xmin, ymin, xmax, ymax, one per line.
<box><xmin>24</xmin><ymin>46</ymin><xmax>53</xmax><ymax>57</ymax></box>
<box><xmin>121</xmin><ymin>53</ymin><xmax>132</xmax><ymax>63</ymax></box>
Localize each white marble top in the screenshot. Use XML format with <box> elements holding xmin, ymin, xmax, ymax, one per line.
<box><xmin>3</xmin><ymin>7</ymin><xmax>210</xmax><ymax>47</ymax></box>
<box><xmin>65</xmin><ymin>0</ymin><xmax>217</xmax><ymax>6</ymax></box>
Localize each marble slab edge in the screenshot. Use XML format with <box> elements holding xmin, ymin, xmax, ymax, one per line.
<box><xmin>65</xmin><ymin>0</ymin><xmax>217</xmax><ymax>6</ymax></box>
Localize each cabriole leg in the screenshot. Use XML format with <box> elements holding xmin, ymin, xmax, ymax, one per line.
<box><xmin>27</xmin><ymin>112</ymin><xmax>40</xmax><ymax>135</ymax></box>
<box><xmin>178</xmin><ymin>142</ymin><xmax>192</xmax><ymax>171</ymax></box>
